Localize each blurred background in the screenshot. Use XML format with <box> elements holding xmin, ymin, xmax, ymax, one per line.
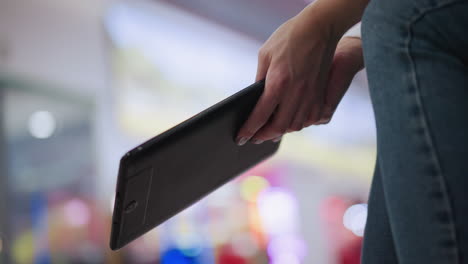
<box><xmin>0</xmin><ymin>0</ymin><xmax>376</xmax><ymax>263</ymax></box>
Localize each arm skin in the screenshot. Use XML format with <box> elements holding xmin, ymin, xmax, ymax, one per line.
<box><xmin>300</xmin><ymin>0</ymin><xmax>369</xmax><ymax>39</ymax></box>
<box><xmin>236</xmin><ymin>0</ymin><xmax>369</xmax><ymax>145</ymax></box>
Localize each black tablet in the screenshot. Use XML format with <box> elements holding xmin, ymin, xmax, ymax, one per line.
<box><xmin>110</xmin><ymin>80</ymin><xmax>281</xmax><ymax>250</ymax></box>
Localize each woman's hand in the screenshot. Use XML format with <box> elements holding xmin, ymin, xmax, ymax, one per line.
<box><xmin>235</xmin><ymin>4</ymin><xmax>364</xmax><ymax>145</ymax></box>
<box><xmin>316</xmin><ymin>36</ymin><xmax>364</xmax><ymax>125</ymax></box>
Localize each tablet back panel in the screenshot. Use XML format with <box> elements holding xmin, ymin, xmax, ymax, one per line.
<box><xmin>110</xmin><ymin>80</ymin><xmax>281</xmax><ymax>250</ymax></box>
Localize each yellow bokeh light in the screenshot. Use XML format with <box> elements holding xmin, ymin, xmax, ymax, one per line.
<box><xmin>12</xmin><ymin>231</ymin><xmax>34</xmax><ymax>264</ymax></box>
<box><xmin>240</xmin><ymin>176</ymin><xmax>270</xmax><ymax>203</ymax></box>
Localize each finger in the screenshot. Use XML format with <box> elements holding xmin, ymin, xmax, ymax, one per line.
<box><xmin>303</xmin><ymin>73</ymin><xmax>327</xmax><ymax>127</ymax></box>
<box><xmin>317</xmin><ymin>38</ymin><xmax>364</xmax><ymax>124</ymax></box>
<box><xmin>272</xmin><ymin>136</ymin><xmax>282</xmax><ymax>142</ymax></box>
<box><xmin>237</xmin><ymin>49</ymin><xmax>276</xmax><ymax>145</ymax></box>
<box><xmin>252</xmin><ymin>82</ymin><xmax>303</xmax><ymax>141</ymax></box>
<box><xmin>236</xmin><ymin>79</ymin><xmax>280</xmax><ymax>145</ymax></box>
<box><xmin>317</xmin><ymin>54</ymin><xmax>355</xmax><ymax>124</ymax></box>
<box><xmin>256</xmin><ymin>47</ymin><xmax>270</xmax><ymax>82</ymax></box>
<box><xmin>288</xmin><ymin>79</ymin><xmax>318</xmax><ymax>132</ymax></box>
<box><xmin>303</xmin><ymin>97</ymin><xmax>325</xmax><ymax>127</ymax></box>
<box><xmin>302</xmin><ymin>50</ymin><xmax>333</xmax><ymax>127</ymax></box>
<box><xmin>316</xmin><ymin>107</ymin><xmax>333</xmax><ymax>125</ymax></box>
<box><xmin>316</xmin><ymin>60</ymin><xmax>343</xmax><ymax>124</ymax></box>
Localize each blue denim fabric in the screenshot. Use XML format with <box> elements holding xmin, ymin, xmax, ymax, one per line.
<box><xmin>361</xmin><ymin>0</ymin><xmax>468</xmax><ymax>263</ymax></box>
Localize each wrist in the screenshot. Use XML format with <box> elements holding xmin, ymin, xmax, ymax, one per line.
<box><xmin>298</xmin><ymin>0</ymin><xmax>369</xmax><ymax>39</ymax></box>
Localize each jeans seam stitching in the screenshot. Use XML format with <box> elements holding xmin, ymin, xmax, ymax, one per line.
<box><xmin>406</xmin><ymin>1</ymin><xmax>464</xmax><ymax>262</ymax></box>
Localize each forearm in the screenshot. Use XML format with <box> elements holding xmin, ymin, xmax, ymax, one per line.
<box><xmin>295</xmin><ymin>0</ymin><xmax>369</xmax><ymax>40</ymax></box>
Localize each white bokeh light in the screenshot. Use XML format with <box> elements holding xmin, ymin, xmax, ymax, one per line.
<box><xmin>343</xmin><ymin>203</ymin><xmax>368</xmax><ymax>237</ymax></box>
<box><xmin>64</xmin><ymin>199</ymin><xmax>91</xmax><ymax>228</ymax></box>
<box><xmin>28</xmin><ymin>111</ymin><xmax>56</xmax><ymax>139</ymax></box>
<box><xmin>268</xmin><ymin>235</ymin><xmax>307</xmax><ymax>262</ymax></box>
<box><xmin>258</xmin><ymin>188</ymin><xmax>299</xmax><ymax>236</ymax></box>
<box><xmin>273</xmin><ymin>252</ymin><xmax>301</xmax><ymax>264</ymax></box>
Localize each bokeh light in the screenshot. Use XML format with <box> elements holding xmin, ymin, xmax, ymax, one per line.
<box><xmin>273</xmin><ymin>252</ymin><xmax>301</xmax><ymax>264</ymax></box>
<box><xmin>231</xmin><ymin>232</ymin><xmax>259</xmax><ymax>258</ymax></box>
<box><xmin>63</xmin><ymin>199</ymin><xmax>91</xmax><ymax>228</ymax></box>
<box><xmin>240</xmin><ymin>176</ymin><xmax>270</xmax><ymax>203</ymax></box>
<box><xmin>177</xmin><ymin>233</ymin><xmax>204</xmax><ymax>257</ymax></box>
<box><xmin>28</xmin><ymin>111</ymin><xmax>56</xmax><ymax>139</ymax></box>
<box><xmin>343</xmin><ymin>203</ymin><xmax>368</xmax><ymax>237</ymax></box>
<box><xmin>161</xmin><ymin>248</ymin><xmax>193</xmax><ymax>264</ymax></box>
<box><xmin>258</xmin><ymin>188</ymin><xmax>299</xmax><ymax>236</ymax></box>
<box><xmin>12</xmin><ymin>231</ymin><xmax>34</xmax><ymax>264</ymax></box>
<box><xmin>267</xmin><ymin>235</ymin><xmax>306</xmax><ymax>259</ymax></box>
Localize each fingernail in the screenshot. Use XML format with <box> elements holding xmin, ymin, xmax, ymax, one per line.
<box><xmin>237</xmin><ymin>137</ymin><xmax>248</xmax><ymax>146</ymax></box>
<box><xmin>272</xmin><ymin>136</ymin><xmax>282</xmax><ymax>142</ymax></box>
<box><xmin>251</xmin><ymin>139</ymin><xmax>264</xmax><ymax>144</ymax></box>
<box><xmin>319</xmin><ymin>117</ymin><xmax>331</xmax><ymax>125</ymax></box>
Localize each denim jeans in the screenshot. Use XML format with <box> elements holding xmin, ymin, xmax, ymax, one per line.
<box><xmin>361</xmin><ymin>0</ymin><xmax>468</xmax><ymax>263</ymax></box>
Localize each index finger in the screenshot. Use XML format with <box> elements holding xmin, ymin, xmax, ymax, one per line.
<box><xmin>236</xmin><ymin>82</ymin><xmax>279</xmax><ymax>145</ymax></box>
